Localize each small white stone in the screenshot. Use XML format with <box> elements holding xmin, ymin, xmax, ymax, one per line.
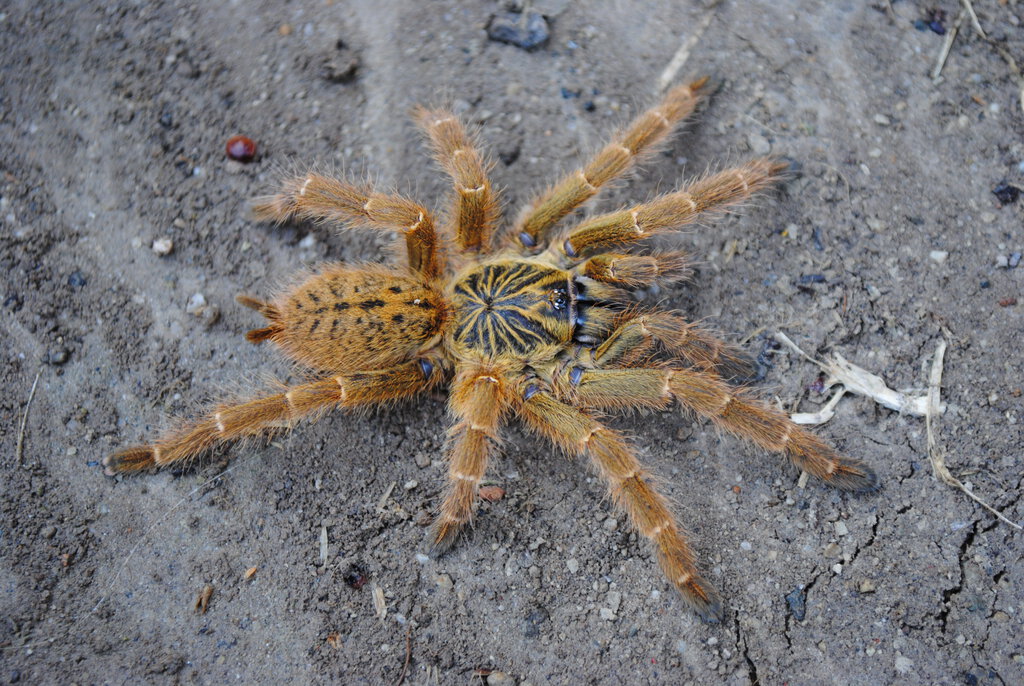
<box><xmin>605</xmin><ymin>590</ymin><xmax>621</xmax><ymax>612</ymax></box>
<box><xmin>929</xmin><ymin>250</ymin><xmax>948</xmax><ymax>264</ymax></box>
<box><xmin>832</xmin><ymin>563</ymin><xmax>843</xmax><ymax>575</ymax></box>
<box><xmin>403</xmin><ymin>479</ymin><xmax>418</xmax><ymax>491</ymax></box>
<box><xmin>186</xmin><ymin>293</ymin><xmax>207</xmax><ymax>315</ymax></box>
<box><xmin>747</xmin><ymin>132</ymin><xmax>771</xmax><ymax>155</ymax></box>
<box><xmin>298</xmin><ymin>233</ymin><xmax>317</xmax><ymax>248</ymax></box>
<box><xmin>895</xmin><ymin>655</ymin><xmax>913</xmax><ymax>674</ymax></box>
<box><xmin>414</xmin><ymin>553</ymin><xmax>429</xmax><ymax>564</ymax></box>
<box><xmin>603</xmin><ymin>517</ymin><xmax>618</xmax><ymax>532</ymax></box>
<box><xmin>599</xmin><ymin>607</ymin><xmax>616</xmax><ymax>621</ymax></box>
<box><xmin>151</xmin><ymin>237</ymin><xmax>174</xmax><ymax>256</ymax></box>
<box><xmin>566</xmin><ymin>558</ymin><xmax>579</xmax><ymax>574</ymax></box>
<box><xmin>873</xmin><ymin>113</ymin><xmax>891</xmax><ymax>126</ymax></box>
<box><xmin>834</xmin><ymin>521</ymin><xmax>849</xmax><ymax>536</ymax></box>
<box><xmin>740</xmin><ymin>541</ymin><xmax>752</xmax><ymax>551</ymax></box>
<box><xmin>868</xmin><ymin>148</ymin><xmax>882</xmax><ymax>158</ymax></box>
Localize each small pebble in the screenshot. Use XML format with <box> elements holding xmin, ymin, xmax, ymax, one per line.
<box><xmin>45</xmin><ymin>349</ymin><xmax>69</xmax><ymax>365</ymax></box>
<box><xmin>414</xmin><ymin>553</ymin><xmax>429</xmax><ymax>564</ymax></box>
<box><xmin>186</xmin><ymin>293</ymin><xmax>208</xmax><ymax>315</ymax></box>
<box><xmin>225</xmin><ymin>135</ymin><xmax>257</xmax><ymax>163</ymax></box>
<box><xmin>992</xmin><ymin>182</ymin><xmax>1021</xmax><ymax>205</ymax></box>
<box><xmin>605</xmin><ymin>591</ymin><xmax>621</xmax><ymax>612</ymax></box>
<box><xmin>998</xmin><ymin>297</ymin><xmax>1017</xmax><ymax>307</ymax></box>
<box><xmin>403</xmin><ymin>479</ymin><xmax>418</xmax><ymax>491</ymax></box>
<box><xmin>599</xmin><ymin>607</ymin><xmax>616</xmax><ymax>621</ymax></box>
<box><xmin>67</xmin><ymin>271</ymin><xmax>86</xmax><ymax>288</ymax></box>
<box><xmin>859</xmin><ymin>579</ymin><xmax>877</xmax><ymax>594</ymax></box>
<box><xmin>834</xmin><ymin>521</ymin><xmax>849</xmax><ymax>536</ymax></box>
<box><xmin>479</xmin><ymin>485</ymin><xmax>505</xmax><ymax>502</ymax></box>
<box><xmin>566</xmin><ymin>558</ymin><xmax>579</xmax><ymax>574</ymax></box>
<box><xmin>832</xmin><ymin>563</ymin><xmax>843</xmax><ymax>575</ymax></box>
<box><xmin>823</xmin><ymin>542</ymin><xmax>842</xmax><ymax>558</ymax></box>
<box><xmin>414</xmin><ymin>452</ymin><xmax>431</xmax><ymax>468</ymax></box>
<box><xmin>996</xmin><ymin>254</ymin><xmax>1009</xmax><ymax>268</ymax></box>
<box><xmin>747</xmin><ymin>132</ymin><xmax>771</xmax><ymax>155</ymax></box>
<box><xmin>40</xmin><ymin>525</ymin><xmax>56</xmax><ymax>539</ymax></box>
<box><xmin>929</xmin><ymin>250</ymin><xmax>948</xmax><ymax>264</ymax></box>
<box><xmin>1009</xmin><ymin>252</ymin><xmax>1021</xmax><ymax>268</ymax></box>
<box><xmin>739</xmin><ymin>541</ymin><xmax>752</xmax><ymax>551</ymax></box>
<box><xmin>895</xmin><ymin>655</ymin><xmax>914</xmax><ymax>674</ymax></box>
<box><xmin>488</xmin><ymin>11</ymin><xmax>549</xmax><ymax>50</ymax></box>
<box><xmin>785</xmin><ymin>587</ymin><xmax>806</xmax><ymax>621</ymax></box>
<box><xmin>435</xmin><ymin>573</ymin><xmax>453</xmax><ymax>590</ymax></box>
<box><xmin>873</xmin><ymin>113</ymin><xmax>890</xmax><ymax>126</ymax></box>
<box><xmin>486</xmin><ymin>671</ymin><xmax>513</xmax><ymax>686</ymax></box>
<box><xmin>151</xmin><ymin>237</ymin><xmax>174</xmax><ymax>256</ymax></box>
<box><xmin>603</xmin><ymin>517</ymin><xmax>618</xmax><ymax>532</ymax></box>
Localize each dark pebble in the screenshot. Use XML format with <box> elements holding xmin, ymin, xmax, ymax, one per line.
<box><xmin>560</xmin><ymin>87</ymin><xmax>579</xmax><ymax>99</ymax></box>
<box><xmin>980</xmin><ymin>280</ymin><xmax>990</xmax><ymax>289</ymax></box>
<box><xmin>799</xmin><ymin>273</ymin><xmax>827</xmax><ymax>284</ymax></box>
<box><xmin>928</xmin><ymin>20</ymin><xmax>946</xmax><ymax>35</ymax></box>
<box><xmin>522</xmin><ymin>606</ymin><xmax>550</xmax><ymax>637</ymax></box>
<box><xmin>488</xmin><ymin>11</ymin><xmax>549</xmax><ymax>50</ymax></box>
<box><xmin>344</xmin><ymin>564</ymin><xmax>368</xmax><ymax>589</ymax></box>
<box><xmin>812</xmin><ymin>227</ymin><xmax>824</xmax><ymax>251</ymax></box>
<box><xmin>67</xmin><ymin>271</ymin><xmax>87</xmax><ymax>288</ymax></box>
<box><xmin>992</xmin><ymin>182</ymin><xmax>1021</xmax><ymax>205</ymax></box>
<box><xmin>1009</xmin><ymin>252</ymin><xmax>1021</xmax><ymax>268</ymax></box>
<box><xmin>583</xmin><ymin>100</ymin><xmax>595</xmax><ymax>112</ymax></box>
<box><xmin>785</xmin><ymin>586</ymin><xmax>807</xmax><ymax>621</ymax></box>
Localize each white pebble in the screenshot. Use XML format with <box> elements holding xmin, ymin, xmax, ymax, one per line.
<box><xmin>929</xmin><ymin>250</ymin><xmax>948</xmax><ymax>264</ymax></box>
<box><xmin>186</xmin><ymin>293</ymin><xmax>207</xmax><ymax>315</ymax></box>
<box><xmin>873</xmin><ymin>113</ymin><xmax>890</xmax><ymax>126</ymax></box>
<box><xmin>566</xmin><ymin>558</ymin><xmax>579</xmax><ymax>574</ymax></box>
<box><xmin>834</xmin><ymin>521</ymin><xmax>849</xmax><ymax>536</ymax></box>
<box><xmin>151</xmin><ymin>237</ymin><xmax>174</xmax><ymax>256</ymax></box>
<box><xmin>740</xmin><ymin>541</ymin><xmax>752</xmax><ymax>551</ymax></box>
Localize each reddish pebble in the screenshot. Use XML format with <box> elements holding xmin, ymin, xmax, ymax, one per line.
<box><xmin>479</xmin><ymin>485</ymin><xmax>505</xmax><ymax>502</ymax></box>
<box><xmin>998</xmin><ymin>297</ymin><xmax>1017</xmax><ymax>307</ymax></box>
<box><xmin>225</xmin><ymin>135</ymin><xmax>257</xmax><ymax>163</ymax></box>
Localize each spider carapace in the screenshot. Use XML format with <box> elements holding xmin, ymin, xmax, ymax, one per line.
<box><xmin>105</xmin><ymin>78</ymin><xmax>877</xmax><ymax>622</ymax></box>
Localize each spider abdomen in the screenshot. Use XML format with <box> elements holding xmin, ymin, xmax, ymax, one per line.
<box><xmin>448</xmin><ymin>259</ymin><xmax>573</xmax><ymax>361</ymax></box>
<box><xmin>259</xmin><ymin>265</ymin><xmax>445</xmax><ymax>371</ymax></box>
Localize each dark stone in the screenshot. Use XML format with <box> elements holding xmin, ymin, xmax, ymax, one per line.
<box><xmin>488</xmin><ymin>11</ymin><xmax>549</xmax><ymax>50</ymax></box>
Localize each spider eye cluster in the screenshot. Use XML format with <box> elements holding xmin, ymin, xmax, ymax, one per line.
<box><xmin>550</xmin><ymin>289</ymin><xmax>568</xmax><ymax>310</ymax></box>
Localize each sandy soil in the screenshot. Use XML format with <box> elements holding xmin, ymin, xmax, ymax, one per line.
<box><xmin>2</xmin><ymin>1</ymin><xmax>1023</xmax><ymax>684</ymax></box>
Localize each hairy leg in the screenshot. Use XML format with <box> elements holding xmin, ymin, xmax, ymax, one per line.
<box><xmin>415</xmin><ymin>108</ymin><xmax>499</xmax><ymax>254</ymax></box>
<box><xmin>252</xmin><ymin>173</ymin><xmax>441</xmax><ymax>278</ymax></box>
<box><xmin>431</xmin><ymin>365</ymin><xmax>511</xmax><ymax>551</ymax></box>
<box><xmin>514</xmin><ymin>78</ymin><xmax>709</xmax><ymax>250</ymax></box>
<box><xmin>559</xmin><ymin>158</ymin><xmax>786</xmax><ymax>259</ymax></box>
<box><xmin>105</xmin><ymin>358</ymin><xmax>439</xmax><ymax>475</ymax></box>
<box><xmin>517</xmin><ymin>387</ymin><xmax>724</xmax><ymax>621</ymax></box>
<box><xmin>562</xmin><ymin>365</ymin><xmax>878</xmax><ymax>493</ymax></box>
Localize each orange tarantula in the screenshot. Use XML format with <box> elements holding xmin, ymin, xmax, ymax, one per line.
<box><xmin>105</xmin><ymin>78</ymin><xmax>877</xmax><ymax>621</ymax></box>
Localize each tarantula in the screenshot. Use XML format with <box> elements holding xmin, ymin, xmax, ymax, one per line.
<box><xmin>105</xmin><ymin>78</ymin><xmax>877</xmax><ymax>621</ymax></box>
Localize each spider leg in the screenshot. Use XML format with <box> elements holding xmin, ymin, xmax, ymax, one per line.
<box><xmin>252</xmin><ymin>174</ymin><xmax>441</xmax><ymax>279</ymax></box>
<box><xmin>104</xmin><ymin>358</ymin><xmax>439</xmax><ymax>475</ymax></box>
<box><xmin>578</xmin><ymin>250</ymin><xmax>692</xmax><ymax>289</ymax></box>
<box><xmin>592</xmin><ymin>312</ymin><xmax>758</xmax><ymax>383</ymax></box>
<box><xmin>415</xmin><ymin>108</ymin><xmax>499</xmax><ymax>255</ymax></box>
<box><xmin>559</xmin><ymin>158</ymin><xmax>786</xmax><ymax>259</ymax></box>
<box><xmin>517</xmin><ymin>387</ymin><xmax>724</xmax><ymax>622</ymax></box>
<box><xmin>431</xmin><ymin>365</ymin><xmax>512</xmax><ymax>552</ymax></box>
<box><xmin>514</xmin><ymin>78</ymin><xmax>709</xmax><ymax>251</ymax></box>
<box><xmin>563</xmin><ymin>365</ymin><xmax>878</xmax><ymax>493</ymax></box>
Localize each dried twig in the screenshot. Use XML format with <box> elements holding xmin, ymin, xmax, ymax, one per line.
<box><xmin>657</xmin><ymin>0</ymin><xmax>722</xmax><ymax>93</ymax></box>
<box><xmin>925</xmin><ymin>340</ymin><xmax>1021</xmax><ymax>530</ymax></box>
<box><xmin>932</xmin><ymin>8</ymin><xmax>967</xmax><ymax>82</ymax></box>
<box><xmin>394</xmin><ymin>625</ymin><xmax>413</xmax><ymax>686</ymax></box>
<box><xmin>16</xmin><ymin>370</ymin><xmax>42</xmax><ymax>465</ymax></box>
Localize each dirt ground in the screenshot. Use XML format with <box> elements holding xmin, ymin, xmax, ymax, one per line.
<box><xmin>2</xmin><ymin>1</ymin><xmax>1023</xmax><ymax>684</ymax></box>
